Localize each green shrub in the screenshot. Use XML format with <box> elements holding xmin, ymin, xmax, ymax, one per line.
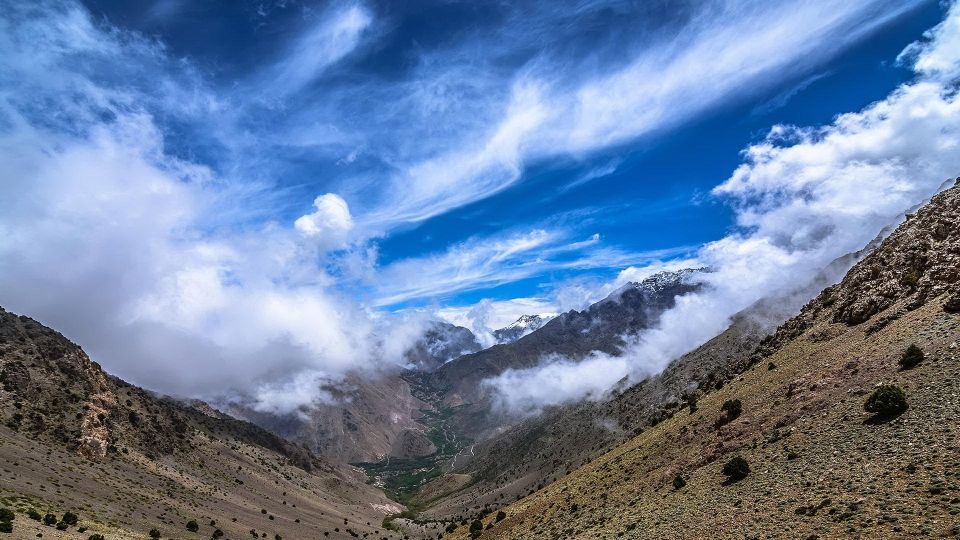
<box><xmin>212</xmin><ymin>529</ymin><xmax>224</xmax><ymax>539</ymax></box>
<box><xmin>864</xmin><ymin>385</ymin><xmax>908</xmax><ymax>417</ymax></box>
<box><xmin>721</xmin><ymin>399</ymin><xmax>742</xmax><ymax>419</ymax></box>
<box><xmin>722</xmin><ymin>456</ymin><xmax>750</xmax><ymax>482</ymax></box>
<box><xmin>56</xmin><ymin>521</ymin><xmax>69</xmax><ymax>530</ymax></box>
<box><xmin>43</xmin><ymin>513</ymin><xmax>57</xmax><ymax>526</ymax></box>
<box><xmin>26</xmin><ymin>509</ymin><xmax>41</xmax><ymax>521</ymax></box>
<box><xmin>495</xmin><ymin>511</ymin><xmax>506</xmax><ymax>522</ymax></box>
<box><xmin>0</xmin><ymin>509</ymin><xmax>13</xmax><ymax>523</ymax></box>
<box><xmin>186</xmin><ymin>519</ymin><xmax>199</xmax><ymax>532</ymax></box>
<box><xmin>88</xmin><ymin>535</ymin><xmax>105</xmax><ymax>540</ymax></box>
<box><xmin>149</xmin><ymin>529</ymin><xmax>161</xmax><ymax>539</ymax></box>
<box><xmin>470</xmin><ymin>519</ymin><xmax>483</xmax><ymax>533</ymax></box>
<box><xmin>62</xmin><ymin>512</ymin><xmax>79</xmax><ymax>526</ymax></box>
<box><xmin>715</xmin><ymin>399</ymin><xmax>742</xmax><ymax>428</ymax></box>
<box><xmin>672</xmin><ymin>474</ymin><xmax>686</xmax><ymax>489</ymax></box>
<box><xmin>0</xmin><ymin>522</ymin><xmax>11</xmax><ymax>534</ymax></box>
<box><xmin>899</xmin><ymin>344</ymin><xmax>924</xmax><ymax>369</ymax></box>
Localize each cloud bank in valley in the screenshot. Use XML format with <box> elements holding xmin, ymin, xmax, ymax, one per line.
<box><xmin>483</xmin><ymin>2</ymin><xmax>960</xmax><ymax>415</ymax></box>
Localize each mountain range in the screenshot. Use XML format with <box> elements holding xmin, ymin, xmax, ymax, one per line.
<box><xmin>1</xmin><ymin>179</ymin><xmax>958</xmax><ymax>539</ymax></box>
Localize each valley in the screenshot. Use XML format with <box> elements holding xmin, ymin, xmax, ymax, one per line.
<box><xmin>355</xmin><ymin>375</ymin><xmax>473</xmax><ymax>506</ymax></box>
<box><xmin>3</xmin><ymin>2</ymin><xmax>960</xmax><ymax>539</ymax></box>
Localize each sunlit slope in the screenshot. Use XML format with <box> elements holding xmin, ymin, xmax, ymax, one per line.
<box><xmin>446</xmin><ymin>180</ymin><xmax>960</xmax><ymax>539</ymax></box>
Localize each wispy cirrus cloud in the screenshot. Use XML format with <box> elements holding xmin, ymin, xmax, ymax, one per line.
<box><xmin>334</xmin><ymin>0</ymin><xmax>926</xmax><ymax>232</ymax></box>
<box><xmin>257</xmin><ymin>3</ymin><xmax>373</xmax><ymax>99</ymax></box>
<box><xmin>373</xmin><ymin>229</ymin><xmax>694</xmax><ymax>307</ymax></box>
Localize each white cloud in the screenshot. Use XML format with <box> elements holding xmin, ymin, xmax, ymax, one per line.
<box><xmin>294</xmin><ymin>193</ymin><xmax>355</xmax><ymax>250</ymax></box>
<box><xmin>0</xmin><ymin>3</ymin><xmax>425</xmax><ymax>414</ymax></box>
<box><xmin>265</xmin><ymin>3</ymin><xmax>373</xmax><ymax>97</ymax></box>
<box><xmin>348</xmin><ymin>0</ymin><xmax>925</xmax><ymax>231</ymax></box>
<box><xmin>483</xmin><ymin>1</ymin><xmax>960</xmax><ymax>415</ymax></box>
<box><xmin>484</xmin><ymin>353</ymin><xmax>630</xmax><ymax>416</ymax></box>
<box><xmin>436</xmin><ymin>297</ymin><xmax>557</xmax><ymax>336</ymax></box>
<box><xmin>373</xmin><ymin>229</ymin><xmax>692</xmax><ymax>307</ymax></box>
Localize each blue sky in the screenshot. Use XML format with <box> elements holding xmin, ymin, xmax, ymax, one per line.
<box><xmin>74</xmin><ymin>0</ymin><xmax>943</xmax><ymax>312</ymax></box>
<box><xmin>2</xmin><ymin>0</ymin><xmax>959</xmax><ymax>406</ymax></box>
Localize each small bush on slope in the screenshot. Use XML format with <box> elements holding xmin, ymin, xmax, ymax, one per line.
<box><xmin>899</xmin><ymin>344</ymin><xmax>924</xmax><ymax>369</ymax></box>
<box><xmin>722</xmin><ymin>456</ymin><xmax>750</xmax><ymax>483</ymax></box>
<box><xmin>864</xmin><ymin>385</ymin><xmax>908</xmax><ymax>417</ymax></box>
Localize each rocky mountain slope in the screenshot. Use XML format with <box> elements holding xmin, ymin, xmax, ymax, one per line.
<box><xmin>442</xmin><ymin>179</ymin><xmax>960</xmax><ymax>539</ymax></box>
<box><xmin>417</xmin><ymin>222</ymin><xmax>894</xmax><ymax>517</ymax></box>
<box><xmin>228</xmin><ymin>321</ymin><xmax>480</xmax><ymax>464</ymax></box>
<box><xmin>406</xmin><ymin>321</ymin><xmax>482</xmax><ymax>372</ymax></box>
<box><xmin>0</xmin><ymin>308</ymin><xmax>408</xmax><ymax>540</ymax></box>
<box><xmin>492</xmin><ymin>314</ymin><xmax>555</xmax><ymax>344</ymax></box>
<box><xmin>429</xmin><ymin>269</ymin><xmax>704</xmax><ymax>409</ymax></box>
<box><xmin>227</xmin><ymin>373</ymin><xmax>435</xmax><ymax>463</ymax></box>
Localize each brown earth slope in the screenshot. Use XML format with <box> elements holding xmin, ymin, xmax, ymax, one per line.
<box><xmin>443</xmin><ymin>179</ymin><xmax>960</xmax><ymax>539</ymax></box>
<box><xmin>0</xmin><ymin>308</ymin><xmax>408</xmax><ymax>540</ymax></box>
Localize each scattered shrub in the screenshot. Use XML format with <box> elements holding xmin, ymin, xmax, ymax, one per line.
<box><xmin>864</xmin><ymin>385</ymin><xmax>908</xmax><ymax>417</ymax></box>
<box><xmin>715</xmin><ymin>399</ymin><xmax>742</xmax><ymax>428</ymax></box>
<box><xmin>62</xmin><ymin>512</ymin><xmax>78</xmax><ymax>526</ymax></box>
<box><xmin>0</xmin><ymin>523</ymin><xmax>11</xmax><ymax>534</ymax></box>
<box><xmin>899</xmin><ymin>344</ymin><xmax>924</xmax><ymax>369</ymax></box>
<box><xmin>186</xmin><ymin>520</ymin><xmax>199</xmax><ymax>532</ymax></box>
<box><xmin>149</xmin><ymin>529</ymin><xmax>161</xmax><ymax>539</ymax></box>
<box><xmin>56</xmin><ymin>522</ymin><xmax>69</xmax><ymax>531</ymax></box>
<box><xmin>43</xmin><ymin>514</ymin><xmax>57</xmax><ymax>526</ymax></box>
<box><xmin>495</xmin><ymin>511</ymin><xmax>506</xmax><ymax>522</ymax></box>
<box><xmin>721</xmin><ymin>399</ymin><xmax>742</xmax><ymax>419</ymax></box>
<box><xmin>722</xmin><ymin>456</ymin><xmax>750</xmax><ymax>482</ymax></box>
<box><xmin>212</xmin><ymin>529</ymin><xmax>224</xmax><ymax>539</ymax></box>
<box><xmin>88</xmin><ymin>535</ymin><xmax>106</xmax><ymax>540</ymax></box>
<box><xmin>469</xmin><ymin>519</ymin><xmax>483</xmax><ymax>533</ymax></box>
<box><xmin>26</xmin><ymin>509</ymin><xmax>41</xmax><ymax>521</ymax></box>
<box><xmin>672</xmin><ymin>474</ymin><xmax>686</xmax><ymax>489</ymax></box>
<box><xmin>0</xmin><ymin>509</ymin><xmax>13</xmax><ymax>523</ymax></box>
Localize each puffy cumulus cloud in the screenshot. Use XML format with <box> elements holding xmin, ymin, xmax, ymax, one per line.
<box><xmin>294</xmin><ymin>193</ymin><xmax>355</xmax><ymax>250</ymax></box>
<box><xmin>0</xmin><ymin>1</ymin><xmax>428</xmax><ymax>415</ymax></box>
<box><xmin>482</xmin><ymin>2</ymin><xmax>960</xmax><ymax>415</ymax></box>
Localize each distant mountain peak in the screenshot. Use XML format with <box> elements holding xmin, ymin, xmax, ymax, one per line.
<box><xmin>493</xmin><ymin>313</ymin><xmax>556</xmax><ymax>344</ymax></box>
